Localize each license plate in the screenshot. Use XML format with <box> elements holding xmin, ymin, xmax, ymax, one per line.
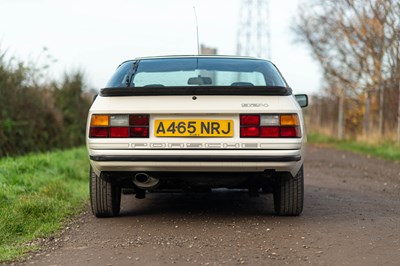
<box><xmin>154</xmin><ymin>120</ymin><xmax>234</xmax><ymax>137</ymax></box>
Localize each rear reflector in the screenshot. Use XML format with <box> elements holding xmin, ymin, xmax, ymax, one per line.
<box><xmin>240</xmin><ymin>127</ymin><xmax>260</xmax><ymax>137</ymax></box>
<box><xmin>130</xmin><ymin>127</ymin><xmax>149</xmax><ymax>138</ymax></box>
<box><xmin>260</xmin><ymin>126</ymin><xmax>280</xmax><ymax>137</ymax></box>
<box><xmin>89</xmin><ymin>127</ymin><xmax>109</xmax><ymax>138</ymax></box>
<box><xmin>280</xmin><ymin>126</ymin><xmax>301</xmax><ymax>137</ymax></box>
<box><xmin>110</xmin><ymin>127</ymin><xmax>129</xmax><ymax>138</ymax></box>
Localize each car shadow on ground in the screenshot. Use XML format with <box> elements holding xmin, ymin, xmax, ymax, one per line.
<box><xmin>118</xmin><ymin>189</ymin><xmax>277</xmax><ymax>218</ymax></box>
<box><xmin>115</xmin><ymin>184</ymin><xmax>400</xmax><ymax>222</ymax></box>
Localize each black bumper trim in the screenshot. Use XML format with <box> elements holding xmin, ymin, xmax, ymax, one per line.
<box><xmin>89</xmin><ymin>155</ymin><xmax>301</xmax><ymax>162</ymax></box>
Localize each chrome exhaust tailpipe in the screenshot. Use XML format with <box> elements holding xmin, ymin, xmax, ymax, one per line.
<box><xmin>133</xmin><ymin>173</ymin><xmax>159</xmax><ymax>189</ymax></box>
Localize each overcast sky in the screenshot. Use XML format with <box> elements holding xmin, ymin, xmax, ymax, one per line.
<box><xmin>1</xmin><ymin>0</ymin><xmax>321</xmax><ymax>94</ymax></box>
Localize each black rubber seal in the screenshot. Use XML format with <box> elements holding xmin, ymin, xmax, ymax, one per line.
<box><xmin>100</xmin><ymin>86</ymin><xmax>292</xmax><ymax>97</ymax></box>
<box><xmin>89</xmin><ymin>155</ymin><xmax>301</xmax><ymax>162</ymax></box>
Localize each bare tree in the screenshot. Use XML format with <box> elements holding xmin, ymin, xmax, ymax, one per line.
<box><xmin>293</xmin><ymin>0</ymin><xmax>400</xmax><ymax>138</ymax></box>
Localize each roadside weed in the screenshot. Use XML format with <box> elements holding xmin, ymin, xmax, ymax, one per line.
<box><xmin>308</xmin><ymin>133</ymin><xmax>400</xmax><ymax>162</ymax></box>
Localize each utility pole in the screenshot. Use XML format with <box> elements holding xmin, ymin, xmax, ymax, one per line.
<box><xmin>236</xmin><ymin>0</ymin><xmax>271</xmax><ymax>59</ymax></box>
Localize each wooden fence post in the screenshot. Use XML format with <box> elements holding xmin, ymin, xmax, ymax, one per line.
<box><xmin>338</xmin><ymin>94</ymin><xmax>344</xmax><ymax>140</ymax></box>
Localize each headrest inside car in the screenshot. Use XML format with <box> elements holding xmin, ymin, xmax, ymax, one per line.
<box><xmin>187</xmin><ymin>76</ymin><xmax>212</xmax><ymax>85</ymax></box>
<box><xmin>231</xmin><ymin>82</ymin><xmax>254</xmax><ymax>86</ymax></box>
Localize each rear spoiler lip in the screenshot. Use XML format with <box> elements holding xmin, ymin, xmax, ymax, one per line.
<box><xmin>100</xmin><ymin>86</ymin><xmax>292</xmax><ymax>97</ymax></box>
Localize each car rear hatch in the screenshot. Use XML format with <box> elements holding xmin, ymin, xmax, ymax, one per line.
<box><xmin>87</xmin><ymin>91</ymin><xmax>304</xmax><ymax>152</ymax></box>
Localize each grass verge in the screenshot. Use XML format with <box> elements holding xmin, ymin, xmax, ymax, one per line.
<box><xmin>308</xmin><ymin>132</ymin><xmax>400</xmax><ymax>162</ymax></box>
<box><xmin>0</xmin><ymin>147</ymin><xmax>89</xmax><ymax>262</ymax></box>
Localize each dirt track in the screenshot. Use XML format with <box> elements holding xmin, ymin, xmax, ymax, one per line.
<box><xmin>19</xmin><ymin>145</ymin><xmax>400</xmax><ymax>265</ymax></box>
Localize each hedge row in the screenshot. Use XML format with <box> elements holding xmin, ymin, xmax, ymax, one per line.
<box><xmin>0</xmin><ymin>52</ymin><xmax>92</xmax><ymax>156</ymax></box>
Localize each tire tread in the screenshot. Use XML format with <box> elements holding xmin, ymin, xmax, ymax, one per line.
<box><xmin>90</xmin><ymin>167</ymin><xmax>121</xmax><ymax>217</ymax></box>
<box><xmin>273</xmin><ymin>166</ymin><xmax>304</xmax><ymax>216</ymax></box>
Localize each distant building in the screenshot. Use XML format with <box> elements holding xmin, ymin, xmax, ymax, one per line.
<box><xmin>200</xmin><ymin>45</ymin><xmax>218</xmax><ymax>55</ymax></box>
<box><xmin>199</xmin><ymin>45</ymin><xmax>218</xmax><ymax>84</ymax></box>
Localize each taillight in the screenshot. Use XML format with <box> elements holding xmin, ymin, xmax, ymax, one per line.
<box><xmin>130</xmin><ymin>114</ymin><xmax>149</xmax><ymax>126</ymax></box>
<box><xmin>280</xmin><ymin>114</ymin><xmax>299</xmax><ymax>126</ymax></box>
<box><xmin>89</xmin><ymin>127</ymin><xmax>109</xmax><ymax>138</ymax></box>
<box><xmin>240</xmin><ymin>127</ymin><xmax>260</xmax><ymax>137</ymax></box>
<box><xmin>280</xmin><ymin>126</ymin><xmax>300</xmax><ymax>137</ymax></box>
<box><xmin>240</xmin><ymin>114</ymin><xmax>301</xmax><ymax>138</ymax></box>
<box><xmin>240</xmin><ymin>115</ymin><xmax>260</xmax><ymax>126</ymax></box>
<box><xmin>129</xmin><ymin>114</ymin><xmax>149</xmax><ymax>138</ymax></box>
<box><xmin>91</xmin><ymin>115</ymin><xmax>109</xmax><ymax>127</ymax></box>
<box><xmin>89</xmin><ymin>114</ymin><xmax>149</xmax><ymax>138</ymax></box>
<box><xmin>130</xmin><ymin>127</ymin><xmax>149</xmax><ymax>138</ymax></box>
<box><xmin>260</xmin><ymin>126</ymin><xmax>280</xmax><ymax>138</ymax></box>
<box><xmin>110</xmin><ymin>127</ymin><xmax>129</xmax><ymax>138</ymax></box>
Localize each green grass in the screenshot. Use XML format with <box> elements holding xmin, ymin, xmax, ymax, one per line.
<box><xmin>0</xmin><ymin>147</ymin><xmax>89</xmax><ymax>262</ymax></box>
<box><xmin>308</xmin><ymin>132</ymin><xmax>400</xmax><ymax>162</ymax></box>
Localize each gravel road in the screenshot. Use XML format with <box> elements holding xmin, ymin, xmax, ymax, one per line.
<box><xmin>19</xmin><ymin>145</ymin><xmax>400</xmax><ymax>266</ymax></box>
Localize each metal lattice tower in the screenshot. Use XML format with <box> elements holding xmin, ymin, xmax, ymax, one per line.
<box><xmin>236</xmin><ymin>0</ymin><xmax>271</xmax><ymax>59</ymax></box>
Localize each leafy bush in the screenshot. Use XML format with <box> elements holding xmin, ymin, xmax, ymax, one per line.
<box><xmin>0</xmin><ymin>51</ymin><xmax>92</xmax><ymax>156</ymax></box>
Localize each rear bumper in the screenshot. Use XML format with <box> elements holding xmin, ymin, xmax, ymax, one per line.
<box><xmin>89</xmin><ymin>149</ymin><xmax>304</xmax><ymax>177</ymax></box>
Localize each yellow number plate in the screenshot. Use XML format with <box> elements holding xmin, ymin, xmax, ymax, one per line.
<box><xmin>154</xmin><ymin>120</ymin><xmax>234</xmax><ymax>137</ymax></box>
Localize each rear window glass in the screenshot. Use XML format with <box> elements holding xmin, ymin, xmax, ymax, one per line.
<box><xmin>106</xmin><ymin>58</ymin><xmax>287</xmax><ymax>88</ymax></box>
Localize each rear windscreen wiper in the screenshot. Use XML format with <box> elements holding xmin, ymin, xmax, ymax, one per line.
<box><xmin>125</xmin><ymin>61</ymin><xmax>139</xmax><ymax>87</ymax></box>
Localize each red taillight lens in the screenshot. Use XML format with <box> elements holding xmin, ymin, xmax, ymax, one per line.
<box><xmin>240</xmin><ymin>127</ymin><xmax>259</xmax><ymax>137</ymax></box>
<box><xmin>130</xmin><ymin>114</ymin><xmax>149</xmax><ymax>137</ymax></box>
<box><xmin>110</xmin><ymin>127</ymin><xmax>129</xmax><ymax>138</ymax></box>
<box><xmin>280</xmin><ymin>126</ymin><xmax>301</xmax><ymax>137</ymax></box>
<box><xmin>260</xmin><ymin>126</ymin><xmax>279</xmax><ymax>138</ymax></box>
<box><xmin>240</xmin><ymin>114</ymin><xmax>301</xmax><ymax>138</ymax></box>
<box><xmin>240</xmin><ymin>115</ymin><xmax>260</xmax><ymax>126</ymax></box>
<box><xmin>130</xmin><ymin>127</ymin><xmax>149</xmax><ymax>138</ymax></box>
<box><xmin>89</xmin><ymin>127</ymin><xmax>109</xmax><ymax>138</ymax></box>
<box><xmin>130</xmin><ymin>114</ymin><xmax>149</xmax><ymax>126</ymax></box>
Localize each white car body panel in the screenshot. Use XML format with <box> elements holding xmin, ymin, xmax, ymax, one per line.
<box><xmin>87</xmin><ymin>94</ymin><xmax>306</xmax><ymax>176</ymax></box>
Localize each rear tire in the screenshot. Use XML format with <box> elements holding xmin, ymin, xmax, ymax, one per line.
<box><xmin>273</xmin><ymin>165</ymin><xmax>304</xmax><ymax>216</ymax></box>
<box><xmin>90</xmin><ymin>167</ymin><xmax>121</xmax><ymax>217</ymax></box>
